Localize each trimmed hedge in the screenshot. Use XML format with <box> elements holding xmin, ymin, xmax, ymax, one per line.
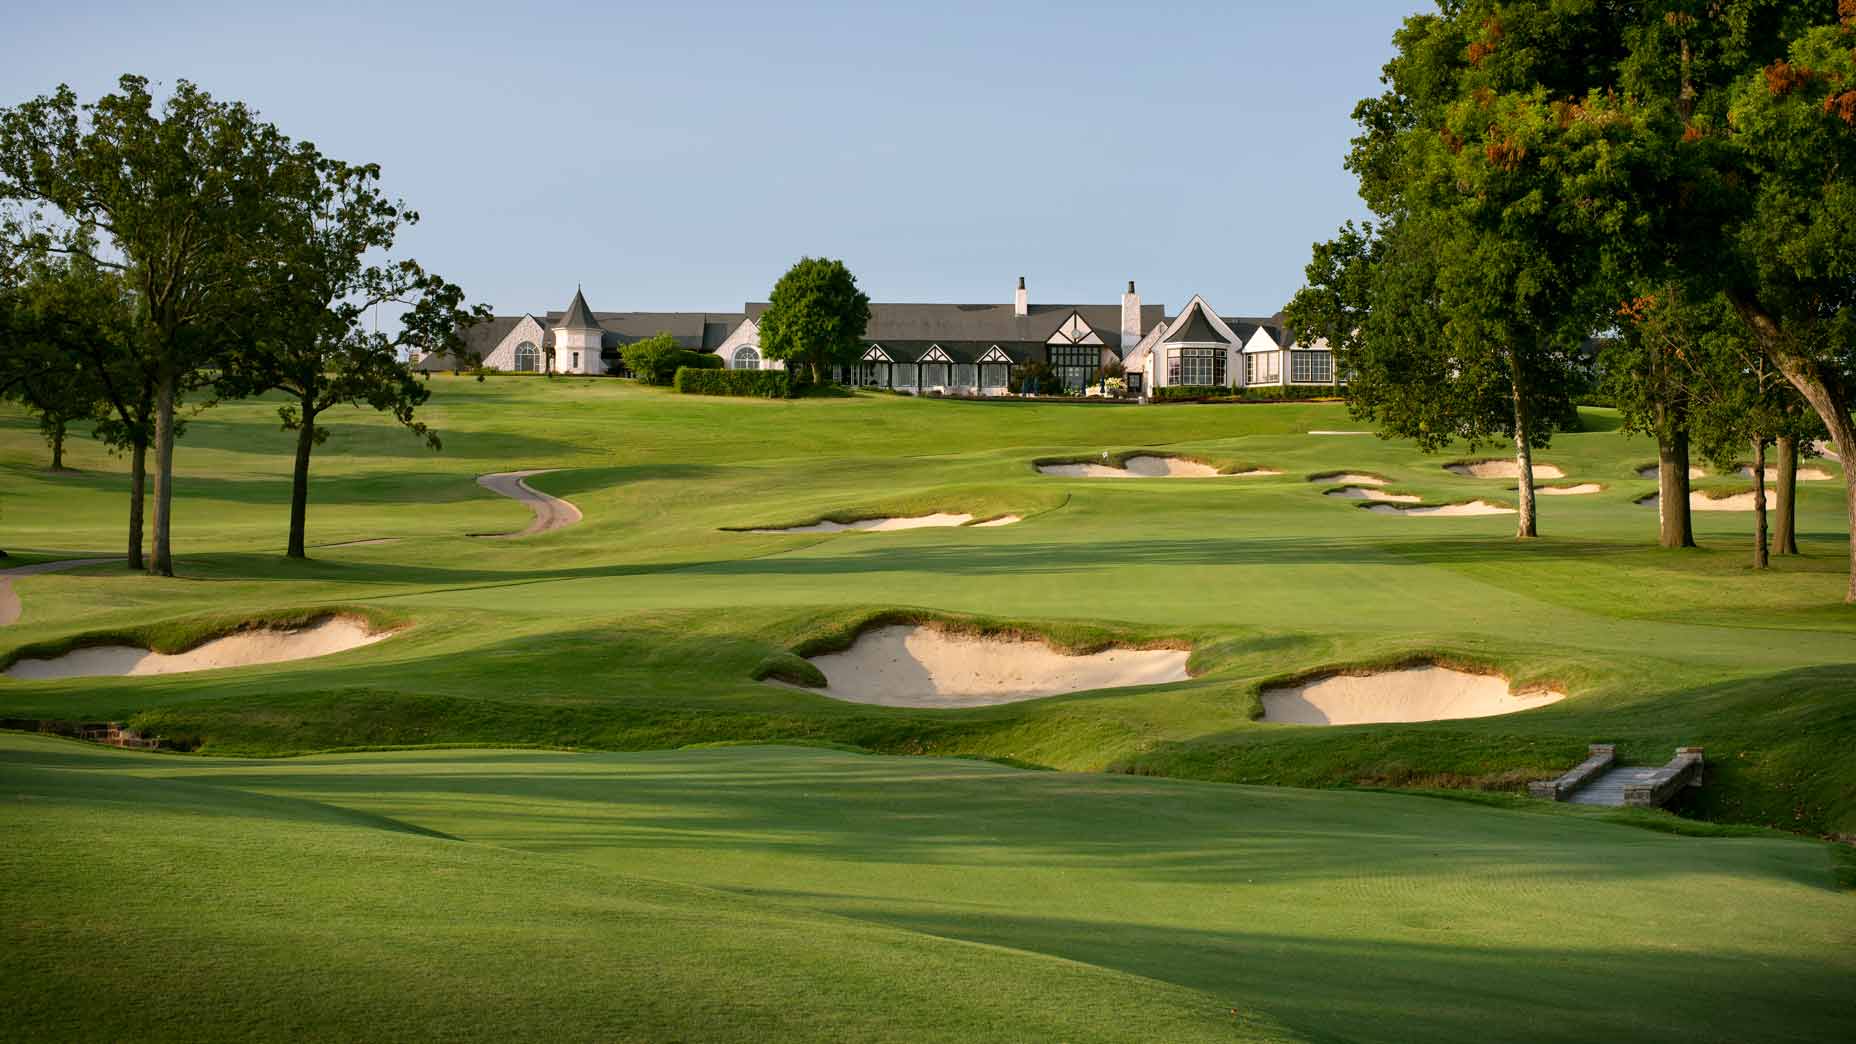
<box><xmin>675</xmin><ymin>367</ymin><xmax>794</xmax><ymax>398</ymax></box>
<box><xmin>1153</xmin><ymin>384</ymin><xmax>1345</xmax><ymax>403</ymax></box>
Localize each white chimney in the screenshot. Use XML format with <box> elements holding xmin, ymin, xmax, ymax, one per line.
<box><xmin>1013</xmin><ymin>276</ymin><xmax>1028</xmax><ymax>317</ymax></box>
<box><xmin>1120</xmin><ymin>280</ymin><xmax>1142</xmax><ymax>350</ymax></box>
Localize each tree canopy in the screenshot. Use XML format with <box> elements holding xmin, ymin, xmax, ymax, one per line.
<box><xmin>756</xmin><ymin>257</ymin><xmax>870</xmax><ymax>386</ymax></box>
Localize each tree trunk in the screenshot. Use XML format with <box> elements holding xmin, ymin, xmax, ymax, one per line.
<box><xmin>1727</xmin><ymin>293</ymin><xmax>1856</xmax><ymax>601</ymax></box>
<box><xmin>127</xmin><ymin>437</ymin><xmax>146</xmax><ymax>571</ymax></box>
<box><xmin>1511</xmin><ymin>372</ymin><xmax>1538</xmax><ymax>539</ymax></box>
<box><xmin>49</xmin><ymin>419</ymin><xmax>65</xmax><ymax>470</ymax></box>
<box><xmin>1657</xmin><ymin>429</ymin><xmax>1696</xmax><ymax>548</ymax></box>
<box><xmin>288</xmin><ymin>406</ymin><xmax>316</xmax><ymax>560</ymax></box>
<box><xmin>1775</xmin><ymin>435</ymin><xmax>1799</xmax><ymax>556</ymax></box>
<box><xmin>150</xmin><ymin>368</ymin><xmax>177</xmax><ymax>577</ymax></box>
<box><xmin>1752</xmin><ymin>437</ymin><xmax>1769</xmax><ymax>570</ymax></box>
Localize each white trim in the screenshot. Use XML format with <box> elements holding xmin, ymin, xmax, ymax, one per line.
<box><xmin>978</xmin><ymin>345</ymin><xmax>1012</xmax><ymax>364</ymax></box>
<box><xmin>1162</xmin><ymin>295</ymin><xmax>1242</xmax><ymax>346</ymax></box>
<box><xmin>862</xmin><ymin>345</ymin><xmax>893</xmax><ymax>362</ymax></box>
<box><xmin>921</xmin><ymin>344</ymin><xmax>953</xmax><ymax>363</ymax></box>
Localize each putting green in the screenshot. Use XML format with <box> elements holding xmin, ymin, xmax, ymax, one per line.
<box><xmin>1</xmin><ymin>734</ymin><xmax>1847</xmax><ymax>1043</ymax></box>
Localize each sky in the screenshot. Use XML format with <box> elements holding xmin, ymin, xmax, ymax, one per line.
<box><xmin>2</xmin><ymin>0</ymin><xmax>1413</xmax><ymax>320</ymax></box>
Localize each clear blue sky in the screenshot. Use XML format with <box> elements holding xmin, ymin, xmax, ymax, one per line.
<box><xmin>3</xmin><ymin>1</ymin><xmax>1412</xmax><ymax>319</ymax></box>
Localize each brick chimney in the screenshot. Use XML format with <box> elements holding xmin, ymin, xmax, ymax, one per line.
<box><xmin>1013</xmin><ymin>276</ymin><xmax>1028</xmax><ymax>317</ymax></box>
<box><xmin>1120</xmin><ymin>280</ymin><xmax>1141</xmax><ymax>350</ymax></box>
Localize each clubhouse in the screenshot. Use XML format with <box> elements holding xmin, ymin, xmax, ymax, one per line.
<box><xmin>425</xmin><ymin>279</ymin><xmax>1337</xmax><ymax>395</ymax></box>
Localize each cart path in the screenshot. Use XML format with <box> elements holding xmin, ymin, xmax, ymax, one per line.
<box><xmin>473</xmin><ymin>470</ymin><xmax>583</xmax><ymax>538</ymax></box>
<box><xmin>0</xmin><ymin>557</ymin><xmax>118</xmax><ymax>627</ymax></box>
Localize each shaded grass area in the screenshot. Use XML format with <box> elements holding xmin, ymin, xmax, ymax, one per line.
<box><xmin>2</xmin><ymin>734</ymin><xmax>1847</xmax><ymax>1044</ymax></box>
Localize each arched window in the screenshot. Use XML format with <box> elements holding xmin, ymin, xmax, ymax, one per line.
<box><xmin>732</xmin><ymin>346</ymin><xmax>761</xmax><ymax>370</ymax></box>
<box><xmin>514</xmin><ymin>342</ymin><xmax>540</xmax><ymax>372</ymax></box>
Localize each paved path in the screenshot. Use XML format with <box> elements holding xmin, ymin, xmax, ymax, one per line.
<box><xmin>0</xmin><ymin>557</ymin><xmax>117</xmax><ymax>627</ymax></box>
<box><xmin>474</xmin><ymin>470</ymin><xmax>583</xmax><ymax>539</ymax></box>
<box><xmin>1565</xmin><ymin>765</ymin><xmax>1664</xmax><ymax>807</ymax></box>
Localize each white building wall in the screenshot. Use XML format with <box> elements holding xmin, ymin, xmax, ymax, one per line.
<box><xmin>480</xmin><ymin>316</ymin><xmax>546</xmax><ymax>370</ymax></box>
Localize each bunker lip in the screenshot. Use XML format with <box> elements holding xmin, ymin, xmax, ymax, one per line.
<box><xmin>472</xmin><ymin>470</ymin><xmax>582</xmax><ymax>538</ymax></box>
<box><xmin>1637</xmin><ymin>464</ymin><xmax>1706</xmax><ymax>480</ymax></box>
<box><xmin>1260</xmin><ymin>664</ymin><xmax>1565</xmax><ymax>725</ymax></box>
<box><xmin>789</xmin><ymin>623</ymin><xmax>1191</xmax><ymax>708</ymax></box>
<box><xmin>1443</xmin><ymin>459</ymin><xmax>1566</xmax><ymax>480</ymax></box>
<box><xmin>1364</xmin><ymin>500</ymin><xmax>1514</xmax><ymax>517</ymax></box>
<box><xmin>732</xmin><ymin>513</ymin><xmax>1020</xmax><ymax>534</ymax></box>
<box><xmin>1307</xmin><ymin>471</ymin><xmax>1389</xmax><ymax>486</ymax></box>
<box><xmin>1635</xmin><ymin>489</ymin><xmax>1766</xmax><ymax>512</ymax></box>
<box><xmin>1037</xmin><ymin>454</ymin><xmax>1275</xmax><ymax>478</ymax></box>
<box><xmin>1736</xmin><ymin>465</ymin><xmax>1833</xmax><ymax>481</ymax></box>
<box><xmin>3</xmin><ymin>615</ymin><xmax>399</xmax><ymax>681</ymax></box>
<box><xmin>1326</xmin><ymin>486</ymin><xmax>1421</xmax><ymax>504</ymax></box>
<box><xmin>1514</xmin><ymin>483</ymin><xmax>1604</xmax><ymax>496</ymax></box>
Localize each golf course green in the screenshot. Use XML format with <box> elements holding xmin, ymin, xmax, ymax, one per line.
<box><xmin>2</xmin><ymin>377</ymin><xmax>1851</xmax><ymax>1041</ymax></box>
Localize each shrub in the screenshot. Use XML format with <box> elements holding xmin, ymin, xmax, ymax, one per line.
<box><xmin>623</xmin><ymin>335</ymin><xmax>724</xmax><ymax>386</ymax></box>
<box><xmin>675</xmin><ymin>367</ymin><xmax>794</xmax><ymax>398</ymax></box>
<box><xmin>1011</xmin><ymin>361</ymin><xmax>1064</xmax><ymax>395</ymax></box>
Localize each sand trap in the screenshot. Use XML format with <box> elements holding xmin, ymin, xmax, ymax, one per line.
<box><xmin>1815</xmin><ymin>440</ymin><xmax>1839</xmax><ymax>461</ymax></box>
<box><xmin>1737</xmin><ymin>465</ymin><xmax>1832</xmax><ymax>481</ymax></box>
<box><xmin>474</xmin><ymin>470</ymin><xmax>582</xmax><ymax>538</ymax></box>
<box><xmin>1038</xmin><ymin>455</ymin><xmax>1264</xmax><ymax>478</ymax></box>
<box><xmin>795</xmin><ymin>625</ymin><xmax>1190</xmax><ymax>708</ymax></box>
<box><xmin>1326</xmin><ymin>486</ymin><xmax>1421</xmax><ymax>504</ymax></box>
<box><xmin>1445</xmin><ymin>460</ymin><xmax>1565</xmax><ymax>480</ymax></box>
<box><xmin>1308</xmin><ymin>472</ymin><xmax>1387</xmax><ymax>486</ymax></box>
<box><xmin>4</xmin><ymin>617</ymin><xmax>394</xmax><ymax>681</ymax></box>
<box><xmin>1636</xmin><ymin>491</ymin><xmax>1767</xmax><ymax>512</ymax></box>
<box><xmin>971</xmin><ymin>515</ymin><xmax>1022</xmax><ymax>528</ymax></box>
<box><xmin>1261</xmin><ymin>666</ymin><xmax>1565</xmax><ymax>725</ymax></box>
<box><xmin>1637</xmin><ymin>465</ymin><xmax>1705</xmax><ymax>480</ymax></box>
<box><xmin>1532</xmin><ymin>483</ymin><xmax>1603</xmax><ymax>496</ymax></box>
<box><xmin>1366</xmin><ymin>500</ymin><xmax>1514</xmax><ymax>517</ymax></box>
<box><xmin>748</xmin><ymin>513</ymin><xmax>1014</xmax><ymax>533</ymax></box>
<box><xmin>0</xmin><ymin>557</ymin><xmax>116</xmax><ymax>628</ymax></box>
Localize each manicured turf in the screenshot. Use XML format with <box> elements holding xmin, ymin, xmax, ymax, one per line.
<box><xmin>1</xmin><ymin>378</ymin><xmax>1851</xmax><ymax>832</ymax></box>
<box><xmin>2</xmin><ymin>733</ymin><xmax>1849</xmax><ymax>1043</ymax></box>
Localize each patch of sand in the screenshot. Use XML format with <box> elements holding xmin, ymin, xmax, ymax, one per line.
<box><xmin>749</xmin><ymin>513</ymin><xmax>990</xmax><ymax>533</ymax></box>
<box><xmin>795</xmin><ymin>625</ymin><xmax>1190</xmax><ymax>708</ymax></box>
<box><xmin>1637</xmin><ymin>465</ymin><xmax>1705</xmax><ymax>480</ymax></box>
<box><xmin>1326</xmin><ymin>486</ymin><xmax>1421</xmax><ymax>504</ymax></box>
<box><xmin>1636</xmin><ymin>491</ymin><xmax>1764</xmax><ymax>512</ymax></box>
<box><xmin>5</xmin><ymin>617</ymin><xmax>395</xmax><ymax>681</ymax></box>
<box><xmin>1366</xmin><ymin>500</ymin><xmax>1514</xmax><ymax>517</ymax></box>
<box><xmin>1261</xmin><ymin>666</ymin><xmax>1565</xmax><ymax>725</ymax></box>
<box><xmin>1445</xmin><ymin>460</ymin><xmax>1566</xmax><ymax>480</ymax></box>
<box><xmin>0</xmin><ymin>557</ymin><xmax>116</xmax><ymax>628</ymax></box>
<box><xmin>474</xmin><ymin>470</ymin><xmax>582</xmax><ymax>538</ymax></box>
<box><xmin>1308</xmin><ymin>472</ymin><xmax>1387</xmax><ymax>485</ymax></box>
<box><xmin>1815</xmin><ymin>440</ymin><xmax>1839</xmax><ymax>461</ymax></box>
<box><xmin>1533</xmin><ymin>483</ymin><xmax>1603</xmax><ymax>496</ymax></box>
<box><xmin>1038</xmin><ymin>455</ymin><xmax>1273</xmax><ymax>478</ymax></box>
<box><xmin>970</xmin><ymin>515</ymin><xmax>1022</xmax><ymax>528</ymax></box>
<box><xmin>1737</xmin><ymin>465</ymin><xmax>1832</xmax><ymax>481</ymax></box>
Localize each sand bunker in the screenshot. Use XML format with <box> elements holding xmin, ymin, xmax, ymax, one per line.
<box><xmin>1816</xmin><ymin>440</ymin><xmax>1839</xmax><ymax>461</ymax></box>
<box><xmin>5</xmin><ymin>617</ymin><xmax>394</xmax><ymax>681</ymax></box>
<box><xmin>1308</xmin><ymin>472</ymin><xmax>1387</xmax><ymax>486</ymax></box>
<box><xmin>1366</xmin><ymin>500</ymin><xmax>1514</xmax><ymax>517</ymax></box>
<box><xmin>795</xmin><ymin>625</ymin><xmax>1190</xmax><ymax>708</ymax></box>
<box><xmin>1637</xmin><ymin>465</ymin><xmax>1706</xmax><ymax>480</ymax></box>
<box><xmin>475</xmin><ymin>470</ymin><xmax>582</xmax><ymax>538</ymax></box>
<box><xmin>1532</xmin><ymin>483</ymin><xmax>1603</xmax><ymax>496</ymax></box>
<box><xmin>746</xmin><ymin>513</ymin><xmax>1021</xmax><ymax>533</ymax></box>
<box><xmin>1261</xmin><ymin>666</ymin><xmax>1565</xmax><ymax>725</ymax></box>
<box><xmin>1038</xmin><ymin>456</ymin><xmax>1274</xmax><ymax>478</ymax></box>
<box><xmin>1636</xmin><ymin>491</ymin><xmax>1766</xmax><ymax>512</ymax></box>
<box><xmin>1445</xmin><ymin>460</ymin><xmax>1566</xmax><ymax>480</ymax></box>
<box><xmin>1326</xmin><ymin>486</ymin><xmax>1420</xmax><ymax>504</ymax></box>
<box><xmin>1737</xmin><ymin>465</ymin><xmax>1832</xmax><ymax>481</ymax></box>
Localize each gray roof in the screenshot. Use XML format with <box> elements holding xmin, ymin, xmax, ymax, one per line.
<box><xmin>862</xmin><ymin>340</ymin><xmax>1044</xmax><ymax>365</ymax></box>
<box><xmin>556</xmin><ymin>288</ymin><xmax>601</xmax><ymax>331</ymax></box>
<box><xmin>747</xmin><ymin>301</ymin><xmax>1165</xmax><ymax>346</ymax></box>
<box><xmin>538</xmin><ymin>310</ymin><xmax>748</xmax><ymax>352</ymax></box>
<box><xmin>1164</xmin><ymin>304</ymin><xmax>1227</xmax><ymax>344</ymax></box>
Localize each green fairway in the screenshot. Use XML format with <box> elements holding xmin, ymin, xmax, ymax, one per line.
<box><xmin>2</xmin><ymin>733</ymin><xmax>1848</xmax><ymax>1043</ymax></box>
<box><xmin>2</xmin><ymin>378</ymin><xmax>1852</xmax><ymax>832</ymax></box>
<box><xmin>2</xmin><ymin>377</ymin><xmax>1853</xmax><ymax>1041</ymax></box>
